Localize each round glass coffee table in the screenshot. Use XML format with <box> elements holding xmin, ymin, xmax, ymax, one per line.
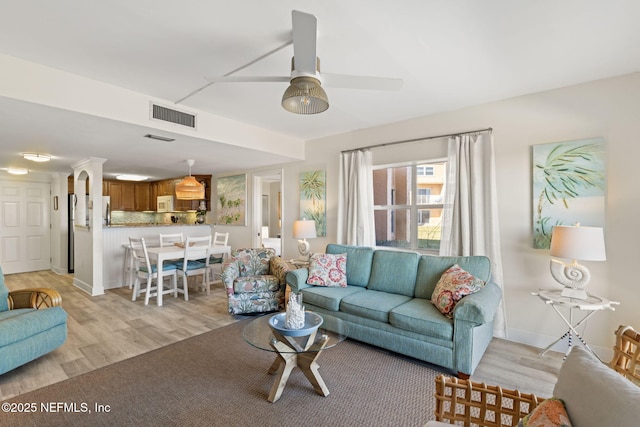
<box><xmin>243</xmin><ymin>312</ymin><xmax>347</xmax><ymax>403</ymax></box>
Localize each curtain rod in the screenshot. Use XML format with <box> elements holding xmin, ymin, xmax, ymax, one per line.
<box><xmin>341</xmin><ymin>127</ymin><xmax>493</xmax><ymax>154</ymax></box>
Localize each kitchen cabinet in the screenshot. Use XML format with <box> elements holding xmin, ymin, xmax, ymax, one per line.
<box><xmin>109</xmin><ymin>181</ymin><xmax>135</xmax><ymax>211</ymax></box>
<box><xmin>149</xmin><ymin>182</ymin><xmax>158</xmax><ymax>208</ymax></box>
<box><xmin>156</xmin><ymin>180</ymin><xmax>174</xmax><ymax>196</ymax></box>
<box><xmin>134</xmin><ymin>183</ymin><xmax>151</xmax><ymax>211</ymax></box>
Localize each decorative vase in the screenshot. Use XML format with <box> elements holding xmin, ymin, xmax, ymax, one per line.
<box><xmin>285</xmin><ymin>293</ymin><xmax>305</xmax><ymax>329</ymax></box>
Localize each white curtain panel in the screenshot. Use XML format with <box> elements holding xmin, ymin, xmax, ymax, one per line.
<box><xmin>337</xmin><ymin>150</ymin><xmax>376</xmax><ymax>246</ymax></box>
<box><xmin>440</xmin><ymin>134</ymin><xmax>507</xmax><ymax>338</ymax></box>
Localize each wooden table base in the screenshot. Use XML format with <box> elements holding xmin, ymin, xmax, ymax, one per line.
<box><xmin>266</xmin><ymin>331</ymin><xmax>330</xmax><ymax>403</ymax></box>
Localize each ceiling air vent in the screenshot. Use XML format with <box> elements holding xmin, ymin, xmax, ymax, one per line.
<box><xmin>151</xmin><ymin>103</ymin><xmax>196</xmax><ymax>128</ymax></box>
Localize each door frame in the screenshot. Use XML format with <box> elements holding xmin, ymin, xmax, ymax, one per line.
<box><xmin>251</xmin><ymin>169</ymin><xmax>283</xmax><ymax>254</ymax></box>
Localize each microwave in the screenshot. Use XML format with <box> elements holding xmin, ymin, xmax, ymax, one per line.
<box><xmin>157</xmin><ymin>195</ymin><xmax>174</xmax><ymax>212</ymax></box>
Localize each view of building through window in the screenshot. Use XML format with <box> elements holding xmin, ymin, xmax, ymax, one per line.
<box><xmin>373</xmin><ymin>161</ymin><xmax>446</xmax><ymax>251</ymax></box>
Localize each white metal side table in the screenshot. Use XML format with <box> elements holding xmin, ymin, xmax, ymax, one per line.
<box><xmin>532</xmin><ymin>289</ymin><xmax>619</xmax><ymax>361</ymax></box>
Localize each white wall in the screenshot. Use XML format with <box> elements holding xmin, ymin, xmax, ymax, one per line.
<box><xmin>264</xmin><ymin>72</ymin><xmax>640</xmax><ymax>354</ymax></box>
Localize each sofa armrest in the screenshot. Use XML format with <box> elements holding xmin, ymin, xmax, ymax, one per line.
<box><xmin>8</xmin><ymin>288</ymin><xmax>62</xmax><ymax>310</ymax></box>
<box><xmin>285</xmin><ymin>268</ymin><xmax>312</xmax><ymax>293</ymax></box>
<box><xmin>453</xmin><ymin>281</ymin><xmax>502</xmax><ymax>325</ymax></box>
<box><xmin>221</xmin><ymin>258</ymin><xmax>240</xmax><ymax>296</ymax></box>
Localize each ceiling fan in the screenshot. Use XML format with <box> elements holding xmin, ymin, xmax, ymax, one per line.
<box><xmin>204</xmin><ymin>10</ymin><xmax>403</xmax><ymax>114</ymax></box>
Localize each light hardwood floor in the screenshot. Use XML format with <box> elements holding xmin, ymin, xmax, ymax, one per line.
<box><xmin>0</xmin><ymin>270</ymin><xmax>563</xmax><ymax>401</ymax></box>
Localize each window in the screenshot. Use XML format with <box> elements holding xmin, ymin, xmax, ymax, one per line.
<box><xmin>373</xmin><ymin>161</ymin><xmax>446</xmax><ymax>251</ymax></box>
<box><xmin>417</xmin><ymin>166</ymin><xmax>434</xmax><ymax>176</ymax></box>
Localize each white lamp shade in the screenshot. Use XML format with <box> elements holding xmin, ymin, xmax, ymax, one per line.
<box><xmin>293</xmin><ymin>219</ymin><xmax>317</xmax><ymax>239</ymax></box>
<box><xmin>549</xmin><ymin>225</ymin><xmax>606</xmax><ymax>261</ymax></box>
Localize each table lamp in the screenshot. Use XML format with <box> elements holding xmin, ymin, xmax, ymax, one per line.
<box><xmin>293</xmin><ymin>219</ymin><xmax>317</xmax><ymax>260</ymax></box>
<box><xmin>549</xmin><ymin>224</ymin><xmax>606</xmax><ymax>300</ymax></box>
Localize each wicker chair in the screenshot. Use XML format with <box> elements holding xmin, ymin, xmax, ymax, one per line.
<box><xmin>7</xmin><ymin>287</ymin><xmax>63</xmax><ymax>309</ymax></box>
<box><xmin>609</xmin><ymin>324</ymin><xmax>640</xmax><ymax>385</ymax></box>
<box><xmin>432</xmin><ymin>375</ymin><xmax>545</xmax><ymax>427</ymax></box>
<box><xmin>430</xmin><ymin>324</ymin><xmax>640</xmax><ymax>426</ymax></box>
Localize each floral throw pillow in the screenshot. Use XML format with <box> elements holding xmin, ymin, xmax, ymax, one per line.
<box><xmin>307</xmin><ymin>253</ymin><xmax>347</xmax><ymax>287</ymax></box>
<box><xmin>518</xmin><ymin>398</ymin><xmax>572</xmax><ymax>427</ymax></box>
<box><xmin>431</xmin><ymin>264</ymin><xmax>486</xmax><ymax>318</ymax></box>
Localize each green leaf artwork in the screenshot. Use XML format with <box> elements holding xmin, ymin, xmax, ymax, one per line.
<box><xmin>532</xmin><ymin>138</ymin><xmax>605</xmax><ymax>249</ymax></box>
<box><xmin>216</xmin><ymin>174</ymin><xmax>246</xmax><ymax>225</ymax></box>
<box><xmin>299</xmin><ymin>170</ymin><xmax>326</xmax><ymax>237</ymax></box>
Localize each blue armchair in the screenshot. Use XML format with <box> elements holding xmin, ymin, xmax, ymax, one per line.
<box><xmin>0</xmin><ymin>265</ymin><xmax>68</xmax><ymax>375</ymax></box>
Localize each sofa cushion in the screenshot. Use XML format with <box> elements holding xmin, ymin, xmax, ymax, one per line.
<box><xmin>307</xmin><ymin>253</ymin><xmax>347</xmax><ymax>287</ymax></box>
<box><xmin>553</xmin><ymin>346</ymin><xmax>640</xmax><ymax>427</ymax></box>
<box><xmin>431</xmin><ymin>264</ymin><xmax>486</xmax><ymax>318</ymax></box>
<box><xmin>367</xmin><ymin>250</ymin><xmax>419</xmax><ymax>297</ymax></box>
<box><xmin>300</xmin><ymin>286</ymin><xmax>365</xmax><ymax>311</ymax></box>
<box><xmin>0</xmin><ymin>307</ymin><xmax>68</xmax><ymax>347</ymax></box>
<box><xmin>415</xmin><ymin>255</ymin><xmax>491</xmax><ymax>300</ymax></box>
<box><xmin>340</xmin><ymin>289</ymin><xmax>411</xmax><ymax>323</ymax></box>
<box><xmin>326</xmin><ymin>244</ymin><xmax>373</xmax><ymax>287</ymax></box>
<box><xmin>233</xmin><ymin>248</ymin><xmax>275</xmax><ymax>276</ymax></box>
<box><xmin>389</xmin><ymin>298</ymin><xmax>453</xmax><ymax>340</ymax></box>
<box><xmin>233</xmin><ymin>275</ymin><xmax>280</xmax><ymax>294</ymax></box>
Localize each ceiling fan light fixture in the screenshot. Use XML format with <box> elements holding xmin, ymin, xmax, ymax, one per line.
<box><xmin>281</xmin><ymin>76</ymin><xmax>329</xmax><ymax>114</ymax></box>
<box><xmin>175</xmin><ymin>159</ymin><xmax>205</xmax><ymax>200</ymax></box>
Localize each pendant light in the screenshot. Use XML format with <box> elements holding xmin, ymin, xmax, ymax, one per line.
<box><xmin>175</xmin><ymin>159</ymin><xmax>205</xmax><ymax>200</ymax></box>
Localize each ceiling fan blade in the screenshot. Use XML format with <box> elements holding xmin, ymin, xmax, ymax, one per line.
<box><xmin>321</xmin><ymin>73</ymin><xmax>403</xmax><ymax>91</ymax></box>
<box><xmin>291</xmin><ymin>10</ymin><xmax>318</xmax><ymax>75</ymax></box>
<box><xmin>205</xmin><ymin>76</ymin><xmax>290</xmax><ymax>83</ymax></box>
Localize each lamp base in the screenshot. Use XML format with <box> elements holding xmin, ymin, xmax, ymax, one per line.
<box><xmin>560</xmin><ymin>287</ymin><xmax>588</xmax><ymax>300</ymax></box>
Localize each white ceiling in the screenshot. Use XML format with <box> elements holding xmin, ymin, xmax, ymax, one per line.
<box><xmin>0</xmin><ymin>0</ymin><xmax>639</xmax><ymax>180</ymax></box>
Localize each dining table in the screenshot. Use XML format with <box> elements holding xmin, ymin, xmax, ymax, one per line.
<box><xmin>145</xmin><ymin>244</ymin><xmax>231</xmax><ymax>306</ymax></box>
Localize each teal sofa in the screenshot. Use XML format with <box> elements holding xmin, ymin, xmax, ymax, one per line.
<box><xmin>285</xmin><ymin>244</ymin><xmax>502</xmax><ymax>377</ymax></box>
<box><xmin>0</xmin><ymin>265</ymin><xmax>68</xmax><ymax>375</ymax></box>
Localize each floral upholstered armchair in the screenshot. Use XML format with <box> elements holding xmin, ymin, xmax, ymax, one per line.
<box><xmin>221</xmin><ymin>248</ymin><xmax>291</xmax><ymax>315</ymax></box>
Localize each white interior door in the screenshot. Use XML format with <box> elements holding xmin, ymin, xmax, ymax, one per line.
<box><xmin>0</xmin><ymin>180</ymin><xmax>51</xmax><ymax>274</ymax></box>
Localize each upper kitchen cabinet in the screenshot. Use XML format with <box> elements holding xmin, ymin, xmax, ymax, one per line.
<box><xmin>134</xmin><ymin>183</ymin><xmax>151</xmax><ymax>211</ymax></box>
<box><xmin>109</xmin><ymin>181</ymin><xmax>135</xmax><ymax>211</ymax></box>
<box><xmin>156</xmin><ymin>180</ymin><xmax>174</xmax><ymax>196</ymax></box>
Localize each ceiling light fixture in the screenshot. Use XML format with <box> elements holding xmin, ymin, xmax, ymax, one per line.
<box><xmin>116</xmin><ymin>174</ymin><xmax>148</xmax><ymax>182</ymax></box>
<box><xmin>175</xmin><ymin>159</ymin><xmax>204</xmax><ymax>200</ymax></box>
<box><xmin>144</xmin><ymin>134</ymin><xmax>175</xmax><ymax>142</ymax></box>
<box><xmin>22</xmin><ymin>153</ymin><xmax>51</xmax><ymax>162</ymax></box>
<box><xmin>281</xmin><ymin>76</ymin><xmax>329</xmax><ymax>114</ymax></box>
<box><xmin>7</xmin><ymin>168</ymin><xmax>29</xmax><ymax>175</ymax></box>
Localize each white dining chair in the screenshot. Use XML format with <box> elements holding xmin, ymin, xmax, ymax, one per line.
<box><xmin>159</xmin><ymin>233</ymin><xmax>184</xmax><ymax>247</ymax></box>
<box><xmin>176</xmin><ymin>235</ymin><xmax>211</xmax><ymax>300</ymax></box>
<box><xmin>208</xmin><ymin>232</ymin><xmax>230</xmax><ymax>286</ymax></box>
<box><xmin>129</xmin><ymin>237</ymin><xmax>178</xmax><ymax>305</ymax></box>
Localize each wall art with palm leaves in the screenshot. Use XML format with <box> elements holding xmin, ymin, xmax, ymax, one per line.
<box><xmin>216</xmin><ymin>174</ymin><xmax>246</xmax><ymax>225</ymax></box>
<box><xmin>299</xmin><ymin>170</ymin><xmax>326</xmax><ymax>237</ymax></box>
<box><xmin>532</xmin><ymin>138</ymin><xmax>605</xmax><ymax>249</ymax></box>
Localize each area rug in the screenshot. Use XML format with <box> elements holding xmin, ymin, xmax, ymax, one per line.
<box><xmin>0</xmin><ymin>319</ymin><xmax>446</xmax><ymax>427</ymax></box>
